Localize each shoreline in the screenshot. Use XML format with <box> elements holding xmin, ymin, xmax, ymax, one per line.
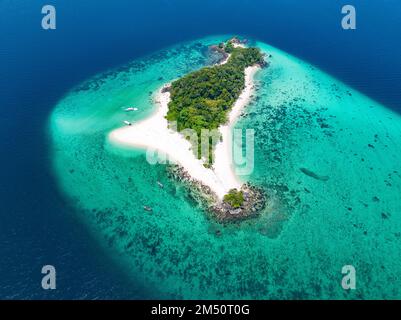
<box><xmin>214</xmin><ymin>65</ymin><xmax>259</xmax><ymax>190</ymax></box>
<box><xmin>108</xmin><ymin>65</ymin><xmax>260</xmax><ymax>200</ymax></box>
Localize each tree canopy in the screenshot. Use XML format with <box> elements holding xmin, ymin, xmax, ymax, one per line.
<box><xmin>166</xmin><ymin>40</ymin><xmax>264</xmax><ymax>163</ymax></box>
<box><xmin>223</xmin><ymin>189</ymin><xmax>245</xmax><ymax>208</ymax></box>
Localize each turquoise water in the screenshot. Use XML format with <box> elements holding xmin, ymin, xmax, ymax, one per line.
<box><xmin>49</xmin><ymin>36</ymin><xmax>401</xmax><ymax>299</ymax></box>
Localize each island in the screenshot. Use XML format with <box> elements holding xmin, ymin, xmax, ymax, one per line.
<box><xmin>109</xmin><ymin>38</ymin><xmax>266</xmax><ymax>221</ymax></box>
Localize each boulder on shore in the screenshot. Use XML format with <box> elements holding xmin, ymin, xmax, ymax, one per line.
<box><xmin>211</xmin><ymin>183</ymin><xmax>266</xmax><ymax>222</ymax></box>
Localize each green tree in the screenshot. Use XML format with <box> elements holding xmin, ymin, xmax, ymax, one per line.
<box><xmin>166</xmin><ymin>39</ymin><xmax>264</xmax><ymax>164</ymax></box>
<box><xmin>223</xmin><ymin>189</ymin><xmax>245</xmax><ymax>208</ymax></box>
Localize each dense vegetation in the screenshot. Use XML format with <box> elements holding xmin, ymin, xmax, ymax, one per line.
<box><xmin>223</xmin><ymin>189</ymin><xmax>245</xmax><ymax>208</ymax></box>
<box><xmin>166</xmin><ymin>39</ymin><xmax>264</xmax><ymax>163</ymax></box>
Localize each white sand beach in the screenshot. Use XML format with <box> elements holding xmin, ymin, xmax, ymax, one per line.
<box><xmin>108</xmin><ymin>65</ymin><xmax>260</xmax><ymax>199</ymax></box>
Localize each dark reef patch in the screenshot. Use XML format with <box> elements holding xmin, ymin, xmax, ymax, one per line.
<box><xmin>299</xmin><ymin>167</ymin><xmax>330</xmax><ymax>181</ymax></box>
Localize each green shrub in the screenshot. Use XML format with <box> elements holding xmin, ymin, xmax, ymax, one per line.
<box><xmin>223</xmin><ymin>189</ymin><xmax>244</xmax><ymax>208</ymax></box>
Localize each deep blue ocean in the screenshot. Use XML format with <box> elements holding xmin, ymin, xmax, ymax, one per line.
<box><xmin>1</xmin><ymin>0</ymin><xmax>401</xmax><ymax>299</ymax></box>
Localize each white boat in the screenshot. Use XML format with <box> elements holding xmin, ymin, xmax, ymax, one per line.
<box><xmin>125</xmin><ymin>107</ymin><xmax>138</xmax><ymax>111</ymax></box>
<box><xmin>157</xmin><ymin>181</ymin><xmax>164</xmax><ymax>188</ymax></box>
<box><xmin>123</xmin><ymin>120</ymin><xmax>132</xmax><ymax>126</ymax></box>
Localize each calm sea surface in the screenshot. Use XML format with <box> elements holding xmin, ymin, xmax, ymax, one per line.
<box><xmin>1</xmin><ymin>0</ymin><xmax>400</xmax><ymax>299</ymax></box>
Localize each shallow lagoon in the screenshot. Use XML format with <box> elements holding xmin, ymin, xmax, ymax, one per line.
<box><xmin>50</xmin><ymin>36</ymin><xmax>401</xmax><ymax>299</ymax></box>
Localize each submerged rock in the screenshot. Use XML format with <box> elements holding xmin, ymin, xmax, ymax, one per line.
<box><xmin>299</xmin><ymin>167</ymin><xmax>329</xmax><ymax>181</ymax></box>
<box><xmin>161</xmin><ymin>85</ymin><xmax>171</xmax><ymax>93</ymax></box>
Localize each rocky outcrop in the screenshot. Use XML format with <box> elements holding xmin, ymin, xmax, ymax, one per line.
<box><xmin>209</xmin><ymin>44</ymin><xmax>229</xmax><ymax>64</ymax></box>
<box><xmin>209</xmin><ymin>37</ymin><xmax>269</xmax><ymax>68</ymax></box>
<box><xmin>161</xmin><ymin>84</ymin><xmax>171</xmax><ymax>93</ymax></box>
<box><xmin>167</xmin><ymin>164</ymin><xmax>218</xmax><ymax>204</ymax></box>
<box><xmin>211</xmin><ymin>183</ymin><xmax>266</xmax><ymax>222</ymax></box>
<box><xmin>229</xmin><ymin>36</ymin><xmax>249</xmax><ymax>47</ymax></box>
<box><xmin>166</xmin><ymin>165</ymin><xmax>266</xmax><ymax>223</ymax></box>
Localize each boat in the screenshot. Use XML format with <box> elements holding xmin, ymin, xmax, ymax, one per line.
<box><xmin>143</xmin><ymin>206</ymin><xmax>152</xmax><ymax>212</ymax></box>
<box><xmin>157</xmin><ymin>181</ymin><xmax>164</xmax><ymax>188</ymax></box>
<box><xmin>124</xmin><ymin>107</ymin><xmax>138</xmax><ymax>111</ymax></box>
<box><xmin>123</xmin><ymin>120</ymin><xmax>132</xmax><ymax>126</ymax></box>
